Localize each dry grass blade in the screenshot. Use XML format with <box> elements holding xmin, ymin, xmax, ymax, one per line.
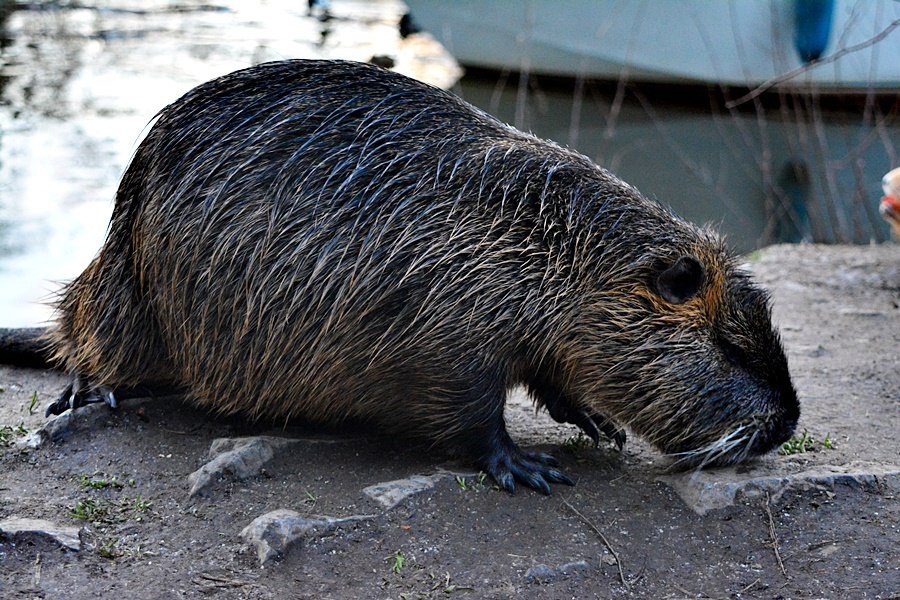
<box><xmin>765</xmin><ymin>492</ymin><xmax>787</xmax><ymax>577</ymax></box>
<box><xmin>194</xmin><ymin>572</ymin><xmax>256</xmax><ymax>589</ymax></box>
<box><xmin>32</xmin><ymin>552</ymin><xmax>41</xmax><ymax>587</ymax></box>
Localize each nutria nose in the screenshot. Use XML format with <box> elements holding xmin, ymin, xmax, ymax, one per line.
<box><xmin>748</xmin><ymin>415</ymin><xmax>796</xmax><ymax>456</ymax></box>
<box><xmin>748</xmin><ymin>383</ymin><xmax>799</xmax><ymax>456</ymax></box>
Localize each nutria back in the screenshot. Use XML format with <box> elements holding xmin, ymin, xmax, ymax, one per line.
<box><xmin>48</xmin><ymin>60</ymin><xmax>798</xmax><ymax>493</ymax></box>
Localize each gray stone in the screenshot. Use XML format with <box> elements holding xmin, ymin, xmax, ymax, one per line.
<box><xmin>558</xmin><ymin>559</ymin><xmax>592</xmax><ymax>575</ymax></box>
<box><xmin>661</xmin><ymin>462</ymin><xmax>900</xmax><ymax>514</ymax></box>
<box><xmin>18</xmin><ymin>428</ymin><xmax>49</xmax><ymax>450</ymax></box>
<box><xmin>0</xmin><ymin>516</ymin><xmax>82</xmax><ymax>551</ymax></box>
<box><xmin>18</xmin><ymin>397</ymin><xmax>156</xmax><ymax>449</ymax></box>
<box><xmin>524</xmin><ymin>564</ymin><xmax>556</xmax><ymax>583</ymax></box>
<box><xmin>362</xmin><ymin>471</ymin><xmax>472</xmax><ymax>510</ymax></box>
<box><xmin>524</xmin><ymin>559</ymin><xmax>592</xmax><ymax>583</ymax></box>
<box><xmin>19</xmin><ymin>407</ymin><xmax>86</xmax><ymax>449</ymax></box>
<box><xmin>188</xmin><ymin>435</ymin><xmax>353</xmax><ymax>497</ymax></box>
<box><xmin>187</xmin><ymin>436</ymin><xmax>300</xmax><ymax>497</ymax></box>
<box><xmin>240</xmin><ymin>509</ymin><xmax>374</xmax><ymax>564</ymax></box>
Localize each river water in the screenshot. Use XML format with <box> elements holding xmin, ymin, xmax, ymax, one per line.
<box><xmin>0</xmin><ymin>0</ymin><xmax>896</xmax><ymax>326</ymax></box>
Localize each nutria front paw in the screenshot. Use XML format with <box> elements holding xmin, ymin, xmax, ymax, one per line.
<box><xmin>546</xmin><ymin>401</ymin><xmax>626</xmax><ymax>450</ymax></box>
<box><xmin>584</xmin><ymin>412</ymin><xmax>626</xmax><ymax>451</ymax></box>
<box><xmin>483</xmin><ymin>443</ymin><xmax>575</xmax><ymax>495</ymax></box>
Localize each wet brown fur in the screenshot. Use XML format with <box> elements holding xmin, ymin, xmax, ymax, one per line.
<box><xmin>45</xmin><ymin>60</ymin><xmax>798</xmax><ymax>474</ymax></box>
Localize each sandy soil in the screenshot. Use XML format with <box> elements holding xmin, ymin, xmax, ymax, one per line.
<box><xmin>0</xmin><ymin>243</ymin><xmax>897</xmax><ymax>599</ymax></box>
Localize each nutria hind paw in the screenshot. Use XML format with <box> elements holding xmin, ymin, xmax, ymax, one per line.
<box><xmin>484</xmin><ymin>444</ymin><xmax>575</xmax><ymax>495</ymax></box>
<box><xmin>45</xmin><ymin>384</ymin><xmax>118</xmax><ymax>417</ymax></box>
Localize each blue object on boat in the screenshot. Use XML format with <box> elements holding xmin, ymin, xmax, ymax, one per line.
<box><xmin>794</xmin><ymin>0</ymin><xmax>834</xmax><ymax>62</ymax></box>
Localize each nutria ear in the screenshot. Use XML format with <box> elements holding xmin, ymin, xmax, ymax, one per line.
<box><xmin>656</xmin><ymin>256</ymin><xmax>704</xmax><ymax>304</ymax></box>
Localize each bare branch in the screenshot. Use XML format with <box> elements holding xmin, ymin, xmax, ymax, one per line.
<box><xmin>726</xmin><ymin>18</ymin><xmax>900</xmax><ymax>108</ymax></box>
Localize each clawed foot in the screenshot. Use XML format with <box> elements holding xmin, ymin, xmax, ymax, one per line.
<box><xmin>543</xmin><ymin>398</ymin><xmax>626</xmax><ymax>451</ymax></box>
<box><xmin>45</xmin><ymin>375</ymin><xmax>118</xmax><ymax>417</ymax></box>
<box><xmin>482</xmin><ymin>436</ymin><xmax>574</xmax><ymax>495</ymax></box>
<box><xmin>568</xmin><ymin>409</ymin><xmax>626</xmax><ymax>451</ymax></box>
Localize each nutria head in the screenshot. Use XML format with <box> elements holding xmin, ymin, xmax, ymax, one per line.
<box><xmin>564</xmin><ymin>196</ymin><xmax>798</xmax><ymax>469</ymax></box>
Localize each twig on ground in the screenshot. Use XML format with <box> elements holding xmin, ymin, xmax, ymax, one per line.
<box><xmin>672</xmin><ymin>584</ymin><xmax>713</xmax><ymax>598</ymax></box>
<box><xmin>562</xmin><ymin>497</ymin><xmax>629</xmax><ymax>589</ymax></box>
<box><xmin>32</xmin><ymin>552</ymin><xmax>41</xmax><ymax>587</ymax></box>
<box><xmin>194</xmin><ymin>572</ymin><xmax>256</xmax><ymax>589</ymax></box>
<box><xmin>765</xmin><ymin>492</ymin><xmax>787</xmax><ymax>577</ymax></box>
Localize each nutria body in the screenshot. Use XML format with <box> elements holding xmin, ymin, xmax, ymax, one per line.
<box><xmin>43</xmin><ymin>60</ymin><xmax>797</xmax><ymax>493</ymax></box>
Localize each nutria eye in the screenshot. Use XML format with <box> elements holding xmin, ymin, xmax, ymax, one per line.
<box><xmin>655</xmin><ymin>256</ymin><xmax>704</xmax><ymax>304</ymax></box>
<box><xmin>720</xmin><ymin>338</ymin><xmax>749</xmax><ymax>368</ymax></box>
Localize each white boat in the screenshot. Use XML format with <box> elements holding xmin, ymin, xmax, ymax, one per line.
<box><xmin>403</xmin><ymin>0</ymin><xmax>900</xmax><ymax>93</ymax></box>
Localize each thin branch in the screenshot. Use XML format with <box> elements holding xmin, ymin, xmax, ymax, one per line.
<box><xmin>562</xmin><ymin>498</ymin><xmax>629</xmax><ymax>589</ymax></box>
<box><xmin>765</xmin><ymin>492</ymin><xmax>787</xmax><ymax>578</ymax></box>
<box><xmin>726</xmin><ymin>18</ymin><xmax>900</xmax><ymax>108</ymax></box>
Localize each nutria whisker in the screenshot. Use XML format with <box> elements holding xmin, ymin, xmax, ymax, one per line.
<box><xmin>668</xmin><ymin>424</ymin><xmax>753</xmax><ymax>471</ymax></box>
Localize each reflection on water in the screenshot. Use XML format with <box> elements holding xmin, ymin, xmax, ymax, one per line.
<box><xmin>454</xmin><ymin>75</ymin><xmax>896</xmax><ymax>251</ymax></box>
<box><xmin>0</xmin><ymin>0</ymin><xmax>456</xmax><ymax>326</ymax></box>
<box><xmin>0</xmin><ymin>1</ymin><xmax>896</xmax><ymax>327</ymax></box>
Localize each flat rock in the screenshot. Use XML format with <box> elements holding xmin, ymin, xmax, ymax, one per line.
<box><xmin>362</xmin><ymin>471</ymin><xmax>473</xmax><ymax>510</ymax></box>
<box><xmin>559</xmin><ymin>559</ymin><xmax>592</xmax><ymax>575</ymax></box>
<box><xmin>525</xmin><ymin>560</ymin><xmax>591</xmax><ymax>583</ymax></box>
<box><xmin>0</xmin><ymin>516</ymin><xmax>82</xmax><ymax>551</ymax></box>
<box><xmin>187</xmin><ymin>435</ymin><xmax>354</xmax><ymax>497</ymax></box>
<box><xmin>660</xmin><ymin>462</ymin><xmax>900</xmax><ymax>514</ymax></box>
<box><xmin>18</xmin><ymin>403</ymin><xmax>107</xmax><ymax>449</ymax></box>
<box><xmin>187</xmin><ymin>436</ymin><xmax>301</xmax><ymax>497</ymax></box>
<box><xmin>18</xmin><ymin>397</ymin><xmax>158</xmax><ymax>450</ymax></box>
<box><xmin>524</xmin><ymin>563</ymin><xmax>556</xmax><ymax>583</ymax></box>
<box><xmin>240</xmin><ymin>509</ymin><xmax>374</xmax><ymax>564</ymax></box>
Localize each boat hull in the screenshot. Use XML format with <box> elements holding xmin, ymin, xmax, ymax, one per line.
<box><xmin>404</xmin><ymin>0</ymin><xmax>900</xmax><ymax>91</ymax></box>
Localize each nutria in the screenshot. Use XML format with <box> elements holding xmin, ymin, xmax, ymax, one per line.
<box><xmin>14</xmin><ymin>60</ymin><xmax>798</xmax><ymax>493</ymax></box>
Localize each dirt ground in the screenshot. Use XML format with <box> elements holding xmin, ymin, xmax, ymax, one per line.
<box><xmin>0</xmin><ymin>243</ymin><xmax>897</xmax><ymax>599</ymax></box>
